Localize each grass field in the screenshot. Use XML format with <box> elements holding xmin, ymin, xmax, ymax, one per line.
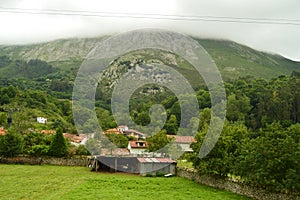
<box><xmin>0</xmin><ymin>164</ymin><xmax>251</xmax><ymax>200</ymax></box>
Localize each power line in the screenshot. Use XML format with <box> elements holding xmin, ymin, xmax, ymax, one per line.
<box><xmin>0</xmin><ymin>6</ymin><xmax>300</xmax><ymax>26</ymax></box>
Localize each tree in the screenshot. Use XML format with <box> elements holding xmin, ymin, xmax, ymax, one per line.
<box><xmin>0</xmin><ymin>94</ymin><xmax>10</xmax><ymax>105</ymax></box>
<box><xmin>226</xmin><ymin>93</ymin><xmax>252</xmax><ymax>122</ymax></box>
<box><xmin>0</xmin><ymin>128</ymin><xmax>24</xmax><ymax>157</ymax></box>
<box><xmin>136</xmin><ymin>111</ymin><xmax>151</xmax><ymax>126</ymax></box>
<box><xmin>0</xmin><ymin>112</ymin><xmax>7</xmax><ymax>125</ymax></box>
<box><xmin>164</xmin><ymin>114</ymin><xmax>178</xmax><ymax>134</ymax></box>
<box><xmin>147</xmin><ymin>130</ymin><xmax>171</xmax><ymax>152</ymax></box>
<box><xmin>48</xmin><ymin>128</ymin><xmax>68</xmax><ymax>157</ymax></box>
<box><xmin>191</xmin><ymin>121</ymin><xmax>248</xmax><ymax>177</ymax></box>
<box><xmin>199</xmin><ymin>108</ymin><xmax>211</xmax><ymax>130</ymax></box>
<box><xmin>0</xmin><ymin>55</ymin><xmax>11</xmax><ymax>68</ymax></box>
<box><xmin>233</xmin><ymin>123</ymin><xmax>300</xmax><ymax>192</ymax></box>
<box><xmin>105</xmin><ymin>133</ymin><xmax>129</xmax><ymax>148</ymax></box>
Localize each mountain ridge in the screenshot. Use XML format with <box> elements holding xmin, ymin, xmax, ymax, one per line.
<box><xmin>0</xmin><ymin>35</ymin><xmax>299</xmax><ymax>80</ymax></box>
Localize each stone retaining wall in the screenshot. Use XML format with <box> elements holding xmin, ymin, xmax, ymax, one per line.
<box><xmin>176</xmin><ymin>167</ymin><xmax>299</xmax><ymax>200</ymax></box>
<box><xmin>0</xmin><ymin>156</ymin><xmax>88</xmax><ymax>166</ymax></box>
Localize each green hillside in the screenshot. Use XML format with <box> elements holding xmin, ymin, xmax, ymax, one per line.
<box><xmin>196</xmin><ymin>38</ymin><xmax>300</xmax><ymax>79</ymax></box>
<box><xmin>0</xmin><ymin>36</ymin><xmax>299</xmax><ymax>81</ymax></box>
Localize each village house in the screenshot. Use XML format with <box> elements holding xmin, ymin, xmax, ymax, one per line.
<box><xmin>63</xmin><ymin>133</ymin><xmax>89</xmax><ymax>146</ymax></box>
<box><xmin>127</xmin><ymin>140</ymin><xmax>148</xmax><ymax>155</ymax></box>
<box><xmin>117</xmin><ymin>125</ymin><xmax>129</xmax><ymax>132</ymax></box>
<box><xmin>103</xmin><ymin>128</ymin><xmax>121</xmax><ymax>135</ymax></box>
<box><xmin>167</xmin><ymin>135</ymin><xmax>196</xmax><ymax>152</ymax></box>
<box><xmin>37</xmin><ymin>117</ymin><xmax>47</xmax><ymax>124</ymax></box>
<box><xmin>104</xmin><ymin>126</ymin><xmax>146</xmax><ymax>140</ymax></box>
<box><xmin>123</xmin><ymin>129</ymin><xmax>146</xmax><ymax>140</ymax></box>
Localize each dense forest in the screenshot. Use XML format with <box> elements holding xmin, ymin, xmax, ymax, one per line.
<box><xmin>0</xmin><ymin>50</ymin><xmax>299</xmax><ymax>194</ymax></box>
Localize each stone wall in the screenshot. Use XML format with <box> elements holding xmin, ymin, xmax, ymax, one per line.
<box><xmin>176</xmin><ymin>167</ymin><xmax>299</xmax><ymax>200</ymax></box>
<box><xmin>0</xmin><ymin>156</ymin><xmax>88</xmax><ymax>166</ymax></box>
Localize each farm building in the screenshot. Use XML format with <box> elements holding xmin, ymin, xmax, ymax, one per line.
<box><xmin>127</xmin><ymin>141</ymin><xmax>148</xmax><ymax>155</ymax></box>
<box><xmin>89</xmin><ymin>156</ymin><xmax>176</xmax><ymax>175</ymax></box>
<box><xmin>167</xmin><ymin>135</ymin><xmax>196</xmax><ymax>152</ymax></box>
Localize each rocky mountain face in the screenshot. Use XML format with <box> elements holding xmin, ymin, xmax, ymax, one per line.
<box><xmin>0</xmin><ymin>36</ymin><xmax>299</xmax><ymax>81</ymax></box>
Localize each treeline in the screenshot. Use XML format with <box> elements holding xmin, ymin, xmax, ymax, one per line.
<box><xmin>190</xmin><ymin>74</ymin><xmax>300</xmax><ymax>194</ymax></box>
<box><xmin>0</xmin><ymin>56</ymin><xmax>54</xmax><ymax>79</ymax></box>
<box><xmin>0</xmin><ymin>56</ymin><xmax>76</xmax><ymax>99</ymax></box>
<box><xmin>0</xmin><ymin>127</ymin><xmax>89</xmax><ymax>158</ymax></box>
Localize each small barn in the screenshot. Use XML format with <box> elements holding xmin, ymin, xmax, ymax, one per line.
<box><xmin>90</xmin><ymin>156</ymin><xmax>176</xmax><ymax>175</ymax></box>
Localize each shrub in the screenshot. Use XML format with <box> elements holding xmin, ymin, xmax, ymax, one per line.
<box><xmin>76</xmin><ymin>145</ymin><xmax>90</xmax><ymax>156</ymax></box>
<box><xmin>0</xmin><ymin>129</ymin><xmax>24</xmax><ymax>157</ymax></box>
<box><xmin>28</xmin><ymin>145</ymin><xmax>49</xmax><ymax>157</ymax></box>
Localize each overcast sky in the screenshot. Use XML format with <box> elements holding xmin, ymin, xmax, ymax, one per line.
<box><xmin>0</xmin><ymin>0</ymin><xmax>299</xmax><ymax>61</ymax></box>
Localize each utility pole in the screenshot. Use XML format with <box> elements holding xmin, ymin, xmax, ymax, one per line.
<box><xmin>6</xmin><ymin>108</ymin><xmax>18</xmax><ymax>128</ymax></box>
<box><xmin>7</xmin><ymin>110</ymin><xmax>12</xmax><ymax>127</ymax></box>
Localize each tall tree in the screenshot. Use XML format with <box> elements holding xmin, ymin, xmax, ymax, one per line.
<box><xmin>48</xmin><ymin>128</ymin><xmax>68</xmax><ymax>157</ymax></box>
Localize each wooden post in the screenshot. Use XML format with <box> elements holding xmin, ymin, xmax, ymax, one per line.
<box><xmin>115</xmin><ymin>157</ymin><xmax>117</xmax><ymax>173</ymax></box>
<box><xmin>95</xmin><ymin>159</ymin><xmax>98</xmax><ymax>172</ymax></box>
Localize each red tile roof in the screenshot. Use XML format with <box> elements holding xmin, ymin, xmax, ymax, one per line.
<box><xmin>103</xmin><ymin>128</ymin><xmax>121</xmax><ymax>134</ymax></box>
<box><xmin>63</xmin><ymin>133</ymin><xmax>86</xmax><ymax>143</ymax></box>
<box><xmin>129</xmin><ymin>141</ymin><xmax>148</xmax><ymax>148</ymax></box>
<box><xmin>0</xmin><ymin>127</ymin><xmax>6</xmax><ymax>136</ymax></box>
<box><xmin>124</xmin><ymin>129</ymin><xmax>145</xmax><ymax>135</ymax></box>
<box><xmin>167</xmin><ymin>135</ymin><xmax>196</xmax><ymax>143</ymax></box>
<box><xmin>41</xmin><ymin>130</ymin><xmax>56</xmax><ymax>134</ymax></box>
<box><xmin>137</xmin><ymin>157</ymin><xmax>176</xmax><ymax>163</ymax></box>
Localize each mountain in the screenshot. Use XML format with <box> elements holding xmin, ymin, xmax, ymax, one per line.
<box><xmin>196</xmin><ymin>38</ymin><xmax>300</xmax><ymax>79</ymax></box>
<box><xmin>0</xmin><ymin>36</ymin><xmax>299</xmax><ymax>81</ymax></box>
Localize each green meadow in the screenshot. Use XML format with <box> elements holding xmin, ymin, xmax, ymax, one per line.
<box><xmin>0</xmin><ymin>164</ymin><xmax>251</xmax><ymax>200</ymax></box>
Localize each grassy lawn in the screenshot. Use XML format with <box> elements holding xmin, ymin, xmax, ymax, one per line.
<box><xmin>0</xmin><ymin>164</ymin><xmax>251</xmax><ymax>200</ymax></box>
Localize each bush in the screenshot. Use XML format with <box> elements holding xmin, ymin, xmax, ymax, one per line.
<box><xmin>155</xmin><ymin>172</ymin><xmax>165</xmax><ymax>177</ymax></box>
<box><xmin>0</xmin><ymin>129</ymin><xmax>24</xmax><ymax>157</ymax></box>
<box><xmin>145</xmin><ymin>174</ymin><xmax>153</xmax><ymax>177</ymax></box>
<box><xmin>76</xmin><ymin>145</ymin><xmax>90</xmax><ymax>156</ymax></box>
<box><xmin>28</xmin><ymin>145</ymin><xmax>49</xmax><ymax>157</ymax></box>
